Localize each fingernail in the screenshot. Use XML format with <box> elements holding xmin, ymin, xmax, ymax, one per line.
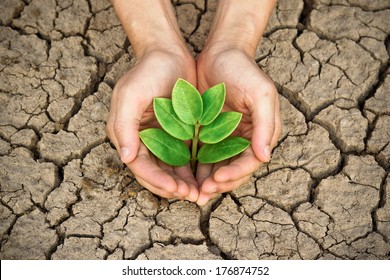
<box><xmin>263</xmin><ymin>145</ymin><xmax>271</xmax><ymax>161</ymax></box>
<box><xmin>120</xmin><ymin>147</ymin><xmax>130</xmax><ymax>162</ymax></box>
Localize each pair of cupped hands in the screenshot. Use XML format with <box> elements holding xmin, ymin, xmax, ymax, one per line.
<box><xmin>106</xmin><ymin>45</ymin><xmax>281</xmax><ymax>206</ymax></box>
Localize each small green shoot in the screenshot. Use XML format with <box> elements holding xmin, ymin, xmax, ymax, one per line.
<box><xmin>139</xmin><ymin>78</ymin><xmax>251</xmax><ymax>172</ymax></box>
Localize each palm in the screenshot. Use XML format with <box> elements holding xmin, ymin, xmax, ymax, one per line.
<box><xmin>195</xmin><ymin>49</ymin><xmax>281</xmax><ymax>205</ymax></box>
<box><xmin>107</xmin><ymin>50</ymin><xmax>199</xmax><ymax>201</ymax></box>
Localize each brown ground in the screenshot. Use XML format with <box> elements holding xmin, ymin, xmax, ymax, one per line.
<box><xmin>0</xmin><ymin>0</ymin><xmax>389</xmax><ymax>259</ymax></box>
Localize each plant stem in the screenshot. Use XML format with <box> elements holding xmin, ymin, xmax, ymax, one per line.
<box><xmin>191</xmin><ymin>123</ymin><xmax>200</xmax><ymax>173</ymax></box>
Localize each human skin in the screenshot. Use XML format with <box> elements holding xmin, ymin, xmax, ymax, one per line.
<box><xmin>107</xmin><ymin>0</ymin><xmax>281</xmax><ymax>205</ymax></box>
<box><xmin>195</xmin><ymin>0</ymin><xmax>281</xmax><ymax>205</ymax></box>
<box><xmin>106</xmin><ymin>0</ymin><xmax>199</xmax><ymax>201</ymax></box>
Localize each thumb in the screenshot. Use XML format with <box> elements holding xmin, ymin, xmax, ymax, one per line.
<box><xmin>250</xmin><ymin>88</ymin><xmax>276</xmax><ymax>163</ymax></box>
<box><xmin>114</xmin><ymin>117</ymin><xmax>140</xmax><ymax>163</ymax></box>
<box><xmin>114</xmin><ymin>94</ymin><xmax>145</xmax><ymax>163</ymax></box>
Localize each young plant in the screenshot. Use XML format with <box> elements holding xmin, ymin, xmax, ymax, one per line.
<box><xmin>139</xmin><ymin>79</ymin><xmax>251</xmax><ymax>172</ymax></box>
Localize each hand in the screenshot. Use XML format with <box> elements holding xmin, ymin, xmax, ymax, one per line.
<box><xmin>195</xmin><ymin>46</ymin><xmax>282</xmax><ymax>205</ymax></box>
<box><xmin>108</xmin><ymin>0</ymin><xmax>279</xmax><ymax>204</ymax></box>
<box><xmin>106</xmin><ymin>49</ymin><xmax>199</xmax><ymax>201</ymax></box>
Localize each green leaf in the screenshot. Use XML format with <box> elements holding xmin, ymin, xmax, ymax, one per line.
<box><xmin>139</xmin><ymin>128</ymin><xmax>190</xmax><ymax>166</ymax></box>
<box><xmin>154</xmin><ymin>98</ymin><xmax>194</xmax><ymax>140</ymax></box>
<box><xmin>199</xmin><ymin>83</ymin><xmax>225</xmax><ymax>125</ymax></box>
<box><xmin>199</xmin><ymin>112</ymin><xmax>242</xmax><ymax>144</ymax></box>
<box><xmin>197</xmin><ymin>136</ymin><xmax>251</xmax><ymax>164</ymax></box>
<box><xmin>172</xmin><ymin>78</ymin><xmax>203</xmax><ymax>125</ymax></box>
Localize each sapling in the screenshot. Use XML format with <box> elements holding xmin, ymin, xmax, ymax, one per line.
<box><xmin>139</xmin><ymin>78</ymin><xmax>251</xmax><ymax>172</ymax></box>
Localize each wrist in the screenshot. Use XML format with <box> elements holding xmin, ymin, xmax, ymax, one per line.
<box><xmin>111</xmin><ymin>0</ymin><xmax>189</xmax><ymax>59</ymax></box>
<box><xmin>134</xmin><ymin>41</ymin><xmax>192</xmax><ymax>63</ymax></box>
<box><xmin>204</xmin><ymin>0</ymin><xmax>276</xmax><ymax>57</ymax></box>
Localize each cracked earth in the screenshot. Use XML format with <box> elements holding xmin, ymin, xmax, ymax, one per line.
<box><xmin>1</xmin><ymin>0</ymin><xmax>389</xmax><ymax>260</ymax></box>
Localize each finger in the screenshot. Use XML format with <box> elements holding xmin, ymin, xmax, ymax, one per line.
<box><xmin>127</xmin><ymin>145</ymin><xmax>178</xmax><ymax>194</ymax></box>
<box><xmin>199</xmin><ymin>160</ymin><xmax>228</xmax><ymax>194</ymax></box>
<box><xmin>174</xmin><ymin>165</ymin><xmax>199</xmax><ymax>201</ymax></box>
<box><xmin>196</xmin><ymin>191</ymin><xmax>218</xmax><ymax>206</ymax></box>
<box><xmin>213</xmin><ymin>147</ymin><xmax>261</xmax><ymax>183</ymax></box>
<box><xmin>200</xmin><ymin>174</ymin><xmax>252</xmax><ymax>201</ymax></box>
<box><xmin>186</xmin><ymin>183</ymin><xmax>199</xmax><ymax>202</ymax></box>
<box><xmin>174</xmin><ymin>179</ymin><xmax>190</xmax><ymax>199</ymax></box>
<box><xmin>249</xmin><ymin>82</ymin><xmax>277</xmax><ymax>163</ymax></box>
<box><xmin>196</xmin><ymin>163</ymin><xmax>213</xmax><ymax>186</ymax></box>
<box><xmin>135</xmin><ymin>176</ymin><xmax>176</xmax><ymax>199</ymax></box>
<box><xmin>106</xmin><ymin>91</ymin><xmax>120</xmax><ymax>150</ymax></box>
<box><xmin>155</xmin><ymin>161</ymin><xmax>189</xmax><ymax>199</ymax></box>
<box><xmin>271</xmin><ymin>95</ymin><xmax>282</xmax><ymax>149</ymax></box>
<box><xmin>214</xmin><ymin>175</ymin><xmax>252</xmax><ymax>194</ymax></box>
<box><xmin>113</xmin><ymin>88</ymin><xmax>146</xmax><ymax>163</ymax></box>
<box><xmin>174</xmin><ymin>165</ymin><xmax>198</xmax><ymax>188</ymax></box>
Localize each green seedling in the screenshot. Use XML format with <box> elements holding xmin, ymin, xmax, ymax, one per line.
<box><xmin>139</xmin><ymin>78</ymin><xmax>251</xmax><ymax>172</ymax></box>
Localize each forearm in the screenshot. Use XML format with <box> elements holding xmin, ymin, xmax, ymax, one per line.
<box><xmin>206</xmin><ymin>0</ymin><xmax>276</xmax><ymax>57</ymax></box>
<box><xmin>110</xmin><ymin>0</ymin><xmax>188</xmax><ymax>59</ymax></box>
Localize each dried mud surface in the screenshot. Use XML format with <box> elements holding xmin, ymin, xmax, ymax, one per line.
<box><xmin>1</xmin><ymin>0</ymin><xmax>389</xmax><ymax>260</ymax></box>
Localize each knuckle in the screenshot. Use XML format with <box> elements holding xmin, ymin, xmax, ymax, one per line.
<box><xmin>257</xmin><ymin>78</ymin><xmax>277</xmax><ymax>96</ymax></box>
<box><xmin>113</xmin><ymin>120</ymin><xmax>128</xmax><ymax>135</ymax></box>
<box><xmin>261</xmin><ymin>84</ymin><xmax>277</xmax><ymax>98</ymax></box>
<box><xmin>265</xmin><ymin>122</ymin><xmax>275</xmax><ymax>132</ymax></box>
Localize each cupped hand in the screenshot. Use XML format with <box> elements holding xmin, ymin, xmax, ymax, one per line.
<box><xmin>106</xmin><ymin>49</ymin><xmax>199</xmax><ymax>201</ymax></box>
<box><xmin>195</xmin><ymin>47</ymin><xmax>282</xmax><ymax>205</ymax></box>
